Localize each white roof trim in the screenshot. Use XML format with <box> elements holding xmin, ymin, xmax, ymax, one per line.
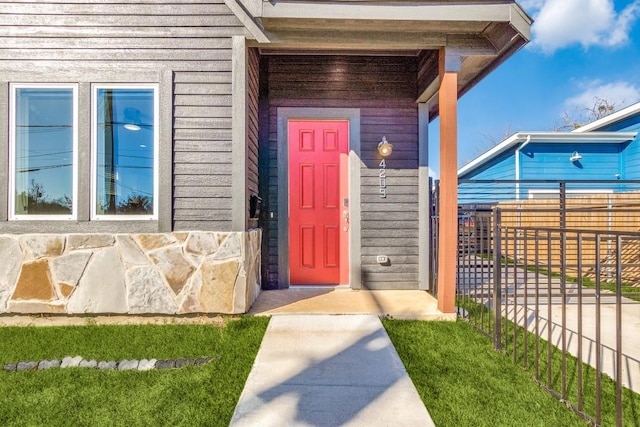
<box><xmin>457</xmin><ymin>131</ymin><xmax>638</xmax><ymax>177</ymax></box>
<box><xmin>572</xmin><ymin>101</ymin><xmax>640</xmax><ymax>133</ymax></box>
<box><xmin>458</xmin><ymin>132</ymin><xmax>524</xmax><ymax>177</ymax></box>
<box><xmin>261</xmin><ymin>2</ymin><xmax>528</xmax><ymax>25</ymax></box>
<box><xmin>224</xmin><ymin>0</ymin><xmax>270</xmax><ymax>43</ymax></box>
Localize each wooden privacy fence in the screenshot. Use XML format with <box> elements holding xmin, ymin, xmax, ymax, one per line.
<box><xmin>497</xmin><ymin>192</ymin><xmax>640</xmax><ymax>286</ymax></box>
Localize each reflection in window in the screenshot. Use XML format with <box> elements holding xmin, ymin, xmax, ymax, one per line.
<box><xmin>12</xmin><ymin>87</ymin><xmax>76</xmax><ymax>217</ymax></box>
<box><xmin>94</xmin><ymin>88</ymin><xmax>156</xmax><ymax>216</ymax></box>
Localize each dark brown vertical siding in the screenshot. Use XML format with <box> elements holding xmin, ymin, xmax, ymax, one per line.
<box><xmin>247</xmin><ymin>47</ymin><xmax>260</xmax><ymax>229</ymax></box>
<box><xmin>0</xmin><ymin>0</ymin><xmax>244</xmax><ymax>232</ymax></box>
<box><xmin>258</xmin><ymin>57</ymin><xmax>274</xmax><ymax>285</ymax></box>
<box><xmin>265</xmin><ymin>55</ymin><xmax>420</xmax><ymax>289</ymax></box>
<box><xmin>417</xmin><ymin>50</ymin><xmax>439</xmax><ymax>96</ymax></box>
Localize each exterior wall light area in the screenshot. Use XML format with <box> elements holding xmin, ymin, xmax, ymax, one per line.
<box><xmin>570</xmin><ymin>151</ymin><xmax>582</xmax><ymax>162</ymax></box>
<box><xmin>377</xmin><ymin>136</ymin><xmax>393</xmax><ymax>157</ymax></box>
<box><xmin>123</xmin><ymin>123</ymin><xmax>141</xmax><ymax>131</ymax></box>
<box><xmin>123</xmin><ymin>107</ymin><xmax>142</xmax><ymax>131</ymax></box>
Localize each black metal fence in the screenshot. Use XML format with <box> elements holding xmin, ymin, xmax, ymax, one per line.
<box><xmin>433</xmin><ymin>180</ymin><xmax>640</xmax><ymax>426</ymax></box>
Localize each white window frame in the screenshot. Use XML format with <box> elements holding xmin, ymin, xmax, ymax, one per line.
<box><xmin>8</xmin><ymin>83</ymin><xmax>78</xmax><ymax>221</ymax></box>
<box><xmin>90</xmin><ymin>84</ymin><xmax>159</xmax><ymax>221</ymax></box>
<box><xmin>528</xmin><ymin>189</ymin><xmax>614</xmax><ymax>199</ymax></box>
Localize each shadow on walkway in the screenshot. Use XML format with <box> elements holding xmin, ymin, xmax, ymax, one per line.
<box><xmin>230</xmin><ymin>315</ymin><xmax>434</xmax><ymax>427</ymax></box>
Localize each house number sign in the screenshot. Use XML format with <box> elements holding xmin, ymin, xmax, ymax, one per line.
<box><xmin>379</xmin><ymin>159</ymin><xmax>387</xmax><ymax>198</ymax></box>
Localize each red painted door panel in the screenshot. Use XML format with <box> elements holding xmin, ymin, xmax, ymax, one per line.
<box><xmin>289</xmin><ymin>120</ymin><xmax>349</xmax><ymax>284</ymax></box>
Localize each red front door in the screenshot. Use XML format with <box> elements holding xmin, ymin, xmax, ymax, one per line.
<box><xmin>288</xmin><ymin>120</ymin><xmax>349</xmax><ymax>285</ymax></box>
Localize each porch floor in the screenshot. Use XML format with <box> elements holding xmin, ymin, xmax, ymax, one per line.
<box><xmin>248</xmin><ymin>286</ymin><xmax>456</xmax><ymax>321</ymax></box>
<box><xmin>0</xmin><ymin>288</ymin><xmax>455</xmax><ymax>326</ymax></box>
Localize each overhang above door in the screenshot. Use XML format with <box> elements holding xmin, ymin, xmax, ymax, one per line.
<box><xmin>224</xmin><ymin>0</ymin><xmax>532</xmax><ymax>119</ymax></box>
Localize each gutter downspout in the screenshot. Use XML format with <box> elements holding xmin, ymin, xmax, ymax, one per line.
<box><xmin>515</xmin><ymin>134</ymin><xmax>531</xmax><ymax>200</ymax></box>
<box><xmin>514</xmin><ymin>134</ymin><xmax>531</xmax><ymax>262</ymax></box>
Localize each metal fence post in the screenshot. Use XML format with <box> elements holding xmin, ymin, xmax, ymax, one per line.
<box><xmin>615</xmin><ymin>235</ymin><xmax>623</xmax><ymax>427</ymax></box>
<box><xmin>559</xmin><ymin>181</ymin><xmax>566</xmax><ymax>228</ymax></box>
<box><xmin>493</xmin><ymin>207</ymin><xmax>502</xmax><ymax>351</ymax></box>
<box><xmin>430</xmin><ymin>179</ymin><xmax>439</xmax><ymax>296</ymax></box>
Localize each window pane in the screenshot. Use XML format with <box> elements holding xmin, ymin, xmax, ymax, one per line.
<box><xmin>14</xmin><ymin>88</ymin><xmax>74</xmax><ymax>216</ymax></box>
<box><xmin>95</xmin><ymin>88</ymin><xmax>155</xmax><ymax>216</ymax></box>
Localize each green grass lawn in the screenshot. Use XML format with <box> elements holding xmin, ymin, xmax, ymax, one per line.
<box><xmin>385</xmin><ymin>317</ymin><xmax>640</xmax><ymax>427</ymax></box>
<box><xmin>384</xmin><ymin>319</ymin><xmax>591</xmax><ymax>427</ymax></box>
<box><xmin>457</xmin><ymin>298</ymin><xmax>640</xmax><ymax>427</ymax></box>
<box><xmin>0</xmin><ymin>317</ymin><xmax>269</xmax><ymax>427</ymax></box>
<box><xmin>2</xmin><ymin>315</ymin><xmax>635</xmax><ymax>426</ymax></box>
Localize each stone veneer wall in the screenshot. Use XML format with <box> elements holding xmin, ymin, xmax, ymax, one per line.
<box><xmin>0</xmin><ymin>230</ymin><xmax>261</xmax><ymax>315</ymax></box>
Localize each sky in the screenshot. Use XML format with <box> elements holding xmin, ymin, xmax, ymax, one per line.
<box><xmin>429</xmin><ymin>0</ymin><xmax>640</xmax><ymax>175</ymax></box>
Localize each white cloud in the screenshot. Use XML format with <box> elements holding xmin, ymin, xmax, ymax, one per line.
<box><xmin>517</xmin><ymin>0</ymin><xmax>544</xmax><ymax>14</ymax></box>
<box><xmin>607</xmin><ymin>1</ymin><xmax>640</xmax><ymax>46</ymax></box>
<box><xmin>527</xmin><ymin>0</ymin><xmax>640</xmax><ymax>54</ymax></box>
<box><xmin>563</xmin><ymin>80</ymin><xmax>640</xmax><ymax>111</ymax></box>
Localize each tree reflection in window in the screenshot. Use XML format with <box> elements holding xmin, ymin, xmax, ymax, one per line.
<box><xmin>13</xmin><ymin>87</ymin><xmax>75</xmax><ymax>216</ymax></box>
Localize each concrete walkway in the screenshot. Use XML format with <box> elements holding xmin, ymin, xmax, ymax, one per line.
<box><xmin>459</xmin><ymin>259</ymin><xmax>640</xmax><ymax>393</ymax></box>
<box><xmin>502</xmin><ymin>296</ymin><xmax>640</xmax><ymax>394</ymax></box>
<box><xmin>230</xmin><ymin>315</ymin><xmax>435</xmax><ymax>427</ymax></box>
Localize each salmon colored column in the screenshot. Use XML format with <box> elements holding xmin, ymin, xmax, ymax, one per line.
<box><xmin>437</xmin><ymin>51</ymin><xmax>459</xmax><ymax>314</ymax></box>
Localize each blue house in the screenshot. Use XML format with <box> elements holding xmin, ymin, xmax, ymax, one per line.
<box><xmin>457</xmin><ymin>102</ymin><xmax>640</xmax><ymax>203</ymax></box>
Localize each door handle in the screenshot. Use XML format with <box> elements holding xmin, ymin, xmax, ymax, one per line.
<box><xmin>343</xmin><ymin>209</ymin><xmax>350</xmax><ymax>232</ymax></box>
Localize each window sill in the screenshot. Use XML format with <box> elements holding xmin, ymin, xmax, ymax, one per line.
<box><xmin>0</xmin><ymin>220</ymin><xmax>161</xmax><ymax>234</ymax></box>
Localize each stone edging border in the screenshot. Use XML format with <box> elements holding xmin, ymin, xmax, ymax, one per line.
<box><xmin>3</xmin><ymin>355</ymin><xmax>218</xmax><ymax>372</ymax></box>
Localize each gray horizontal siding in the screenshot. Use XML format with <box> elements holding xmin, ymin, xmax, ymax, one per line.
<box><xmin>265</xmin><ymin>55</ymin><xmax>419</xmax><ymax>289</ymax></box>
<box><xmin>174</xmin><ymin>95</ymin><xmax>232</xmax><ymax>107</ymax></box>
<box><xmin>0</xmin><ymin>61</ymin><xmax>235</xmax><ymax>77</ymax></box>
<box><xmin>2</xmin><ymin>3</ymin><xmax>235</xmax><ymax>15</ymax></box>
<box><xmin>173</xmin><ymin>164</ymin><xmax>233</xmax><ymax>175</ymax></box>
<box><xmin>1</xmin><ymin>38</ymin><xmax>234</xmax><ymax>50</ymax></box>
<box><xmin>0</xmin><ymin>49</ymin><xmax>233</xmax><ymax>62</ymax></box>
<box><xmin>174</xmin><ymin>187</ymin><xmax>231</xmax><ymax>198</ymax></box>
<box><xmin>173</xmin><ymin>220</ymin><xmax>231</xmax><ymax>230</ymax></box>
<box><xmin>174</xmin><ymin>117</ymin><xmax>233</xmax><ymax>130</ymax></box>
<box><xmin>174</xmin><ymin>174</ymin><xmax>232</xmax><ymax>187</ymax></box>
<box><xmin>0</xmin><ymin>0</ymin><xmax>245</xmax><ymax>232</ymax></box>
<box><xmin>1</xmin><ymin>26</ymin><xmax>244</xmax><ymax>38</ymax></box>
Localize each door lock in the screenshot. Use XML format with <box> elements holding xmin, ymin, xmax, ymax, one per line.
<box><xmin>343</xmin><ymin>209</ymin><xmax>350</xmax><ymax>232</ymax></box>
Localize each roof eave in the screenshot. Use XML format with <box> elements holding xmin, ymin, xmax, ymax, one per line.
<box><xmin>572</xmin><ymin>102</ymin><xmax>640</xmax><ymax>133</ymax></box>
<box><xmin>229</xmin><ymin>1</ymin><xmax>533</xmax><ymax>122</ymax></box>
<box><xmin>457</xmin><ymin>131</ymin><xmax>638</xmax><ymax>177</ymax></box>
<box><xmin>261</xmin><ymin>2</ymin><xmax>522</xmax><ymax>21</ymax></box>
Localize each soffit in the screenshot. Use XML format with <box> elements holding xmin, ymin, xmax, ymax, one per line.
<box><xmin>233</xmin><ymin>0</ymin><xmax>532</xmax><ymax>116</ymax></box>
<box><xmin>260</xmin><ymin>18</ymin><xmax>491</xmax><ymax>34</ymax></box>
